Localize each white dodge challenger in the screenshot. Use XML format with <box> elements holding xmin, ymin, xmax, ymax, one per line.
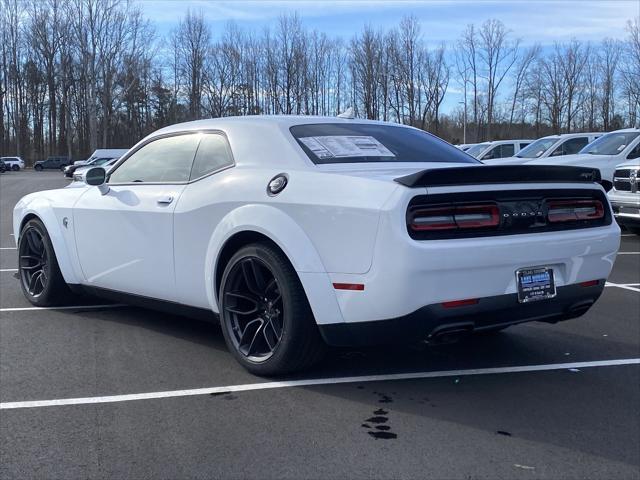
<box><xmin>13</xmin><ymin>116</ymin><xmax>620</xmax><ymax>374</ymax></box>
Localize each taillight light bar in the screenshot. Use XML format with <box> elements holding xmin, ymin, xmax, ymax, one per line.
<box><xmin>547</xmin><ymin>199</ymin><xmax>604</xmax><ymax>223</ymax></box>
<box><xmin>410</xmin><ymin>203</ymin><xmax>499</xmax><ymax>231</ymax></box>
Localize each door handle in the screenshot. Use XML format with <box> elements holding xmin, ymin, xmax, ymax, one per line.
<box><xmin>157</xmin><ymin>195</ymin><xmax>174</xmax><ymax>205</ymax></box>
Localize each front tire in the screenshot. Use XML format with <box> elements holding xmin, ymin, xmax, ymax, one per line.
<box><xmin>12</xmin><ymin>165</ymin><xmax>19</xmax><ymax>171</ymax></box>
<box><xmin>219</xmin><ymin>242</ymin><xmax>325</xmax><ymax>375</ymax></box>
<box><xmin>34</xmin><ymin>164</ymin><xmax>43</xmax><ymax>171</ymax></box>
<box><xmin>18</xmin><ymin>219</ymin><xmax>71</xmax><ymax>306</ymax></box>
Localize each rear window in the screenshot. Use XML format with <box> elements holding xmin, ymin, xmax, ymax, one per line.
<box><xmin>290</xmin><ymin>123</ymin><xmax>478</xmax><ymax>165</ymax></box>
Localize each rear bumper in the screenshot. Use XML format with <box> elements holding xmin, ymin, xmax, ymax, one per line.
<box><xmin>319</xmin><ymin>281</ymin><xmax>604</xmax><ymax>346</ymax></box>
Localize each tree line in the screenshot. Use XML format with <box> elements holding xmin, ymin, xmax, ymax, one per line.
<box><xmin>1</xmin><ymin>0</ymin><xmax>639</xmax><ymax>163</ymax></box>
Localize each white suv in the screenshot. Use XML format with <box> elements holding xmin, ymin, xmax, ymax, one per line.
<box><xmin>1</xmin><ymin>156</ymin><xmax>25</xmax><ymax>171</ymax></box>
<box><xmin>483</xmin><ymin>133</ymin><xmax>602</xmax><ymax>165</ymax></box>
<box><xmin>525</xmin><ymin>129</ymin><xmax>640</xmax><ymax>185</ymax></box>
<box><xmin>465</xmin><ymin>139</ymin><xmax>533</xmax><ymax>161</ymax></box>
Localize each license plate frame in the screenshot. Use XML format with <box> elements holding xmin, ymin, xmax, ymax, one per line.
<box><xmin>516</xmin><ymin>267</ymin><xmax>556</xmax><ymax>303</ymax></box>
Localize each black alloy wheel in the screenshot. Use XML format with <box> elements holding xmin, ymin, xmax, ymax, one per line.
<box><xmin>19</xmin><ymin>226</ymin><xmax>50</xmax><ymax>298</ymax></box>
<box><xmin>223</xmin><ymin>256</ymin><xmax>284</xmax><ymax>362</ymax></box>
<box><xmin>18</xmin><ymin>219</ymin><xmax>70</xmax><ymax>306</ymax></box>
<box><xmin>219</xmin><ymin>242</ymin><xmax>325</xmax><ymax>375</ymax></box>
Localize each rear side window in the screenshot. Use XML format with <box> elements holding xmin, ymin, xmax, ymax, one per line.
<box><xmin>290</xmin><ymin>123</ymin><xmax>478</xmax><ymax>165</ymax></box>
<box><xmin>190</xmin><ymin>133</ymin><xmax>233</xmax><ymax>180</ymax></box>
<box><xmin>109</xmin><ymin>134</ymin><xmax>200</xmax><ymax>183</ymax></box>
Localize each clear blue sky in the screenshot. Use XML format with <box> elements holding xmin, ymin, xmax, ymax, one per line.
<box><xmin>136</xmin><ymin>0</ymin><xmax>639</xmax><ymax>113</ymax></box>
<box><xmin>137</xmin><ymin>0</ymin><xmax>638</xmax><ymax>45</ymax></box>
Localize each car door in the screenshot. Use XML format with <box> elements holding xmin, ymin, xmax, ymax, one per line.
<box><xmin>72</xmin><ymin>132</ymin><xmax>200</xmax><ymax>301</ymax></box>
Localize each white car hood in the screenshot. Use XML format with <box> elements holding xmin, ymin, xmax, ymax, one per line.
<box><xmin>481</xmin><ymin>157</ymin><xmax>533</xmax><ymax>165</ymax></box>
<box><xmin>524</xmin><ymin>153</ymin><xmax>608</xmax><ymax>166</ymax></box>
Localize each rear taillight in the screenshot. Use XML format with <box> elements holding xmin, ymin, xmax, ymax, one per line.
<box><xmin>410</xmin><ymin>203</ymin><xmax>499</xmax><ymax>231</ymax></box>
<box><xmin>547</xmin><ymin>199</ymin><xmax>604</xmax><ymax>223</ymax></box>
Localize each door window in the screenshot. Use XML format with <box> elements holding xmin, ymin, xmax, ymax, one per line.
<box><xmin>109</xmin><ymin>134</ymin><xmax>200</xmax><ymax>184</ymax></box>
<box><xmin>628</xmin><ymin>143</ymin><xmax>640</xmax><ymax>160</ymax></box>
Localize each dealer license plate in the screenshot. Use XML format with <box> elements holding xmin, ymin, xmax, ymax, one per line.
<box><xmin>516</xmin><ymin>267</ymin><xmax>556</xmax><ymax>303</ymax></box>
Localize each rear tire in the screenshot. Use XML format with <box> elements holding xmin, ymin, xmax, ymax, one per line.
<box><xmin>11</xmin><ymin>165</ymin><xmax>19</xmax><ymax>171</ymax></box>
<box><xmin>34</xmin><ymin>164</ymin><xmax>43</xmax><ymax>171</ymax></box>
<box><xmin>18</xmin><ymin>218</ymin><xmax>71</xmax><ymax>306</ymax></box>
<box><xmin>219</xmin><ymin>242</ymin><xmax>325</xmax><ymax>375</ymax></box>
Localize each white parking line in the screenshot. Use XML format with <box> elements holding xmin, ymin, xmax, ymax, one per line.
<box><xmin>605</xmin><ymin>282</ymin><xmax>640</xmax><ymax>293</ymax></box>
<box><xmin>1</xmin><ymin>358</ymin><xmax>638</xmax><ymax>410</ymax></box>
<box><xmin>618</xmin><ymin>252</ymin><xmax>640</xmax><ymax>255</ymax></box>
<box><xmin>0</xmin><ymin>247</ymin><xmax>16</xmax><ymax>250</ymax></box>
<box><xmin>0</xmin><ymin>304</ymin><xmax>125</xmax><ymax>313</ymax></box>
<box><xmin>0</xmin><ymin>268</ymin><xmax>17</xmax><ymax>272</ymax></box>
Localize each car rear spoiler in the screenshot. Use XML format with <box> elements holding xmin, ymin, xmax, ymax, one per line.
<box><xmin>394</xmin><ymin>165</ymin><xmax>602</xmax><ymax>188</ymax></box>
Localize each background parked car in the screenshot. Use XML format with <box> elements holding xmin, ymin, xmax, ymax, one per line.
<box><xmin>465</xmin><ymin>139</ymin><xmax>533</xmax><ymax>160</ymax></box>
<box><xmin>482</xmin><ymin>132</ymin><xmax>602</xmax><ymax>165</ymax></box>
<box><xmin>64</xmin><ymin>153</ymin><xmax>126</xmax><ymax>178</ymax></box>
<box><xmin>0</xmin><ymin>161</ymin><xmax>5</xmax><ymax>173</ymax></box>
<box><xmin>524</xmin><ymin>129</ymin><xmax>640</xmax><ymax>185</ymax></box>
<box><xmin>455</xmin><ymin>143</ymin><xmax>478</xmax><ymax>151</ymax></box>
<box><xmin>1</xmin><ymin>156</ymin><xmax>25</xmax><ymax>171</ymax></box>
<box><xmin>607</xmin><ymin>158</ymin><xmax>640</xmax><ymax>234</ymax></box>
<box><xmin>68</xmin><ymin>149</ymin><xmax>128</xmax><ymax>168</ymax></box>
<box><xmin>34</xmin><ymin>156</ymin><xmax>71</xmax><ymax>171</ymax></box>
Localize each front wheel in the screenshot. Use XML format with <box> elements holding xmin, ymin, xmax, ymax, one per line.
<box><xmin>11</xmin><ymin>165</ymin><xmax>20</xmax><ymax>171</ymax></box>
<box><xmin>34</xmin><ymin>164</ymin><xmax>43</xmax><ymax>171</ymax></box>
<box><xmin>18</xmin><ymin>219</ymin><xmax>71</xmax><ymax>306</ymax></box>
<box><xmin>219</xmin><ymin>242</ymin><xmax>325</xmax><ymax>375</ymax></box>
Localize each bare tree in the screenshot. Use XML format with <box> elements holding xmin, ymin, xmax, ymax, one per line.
<box><xmin>173</xmin><ymin>9</ymin><xmax>211</xmax><ymax>120</ymax></box>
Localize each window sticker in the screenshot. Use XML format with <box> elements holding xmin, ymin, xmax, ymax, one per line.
<box><xmin>299</xmin><ymin>136</ymin><xmax>395</xmax><ymax>158</ymax></box>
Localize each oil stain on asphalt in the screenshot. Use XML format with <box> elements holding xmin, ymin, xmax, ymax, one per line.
<box><xmin>361</xmin><ymin>395</ymin><xmax>398</xmax><ymax>439</ymax></box>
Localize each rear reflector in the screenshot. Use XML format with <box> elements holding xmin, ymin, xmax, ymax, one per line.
<box><xmin>410</xmin><ymin>203</ymin><xmax>499</xmax><ymax>231</ymax></box>
<box><xmin>580</xmin><ymin>280</ymin><xmax>600</xmax><ymax>287</ymax></box>
<box><xmin>547</xmin><ymin>199</ymin><xmax>604</xmax><ymax>223</ymax></box>
<box><xmin>441</xmin><ymin>298</ymin><xmax>479</xmax><ymax>308</ymax></box>
<box><xmin>333</xmin><ymin>283</ymin><xmax>365</xmax><ymax>291</ymax></box>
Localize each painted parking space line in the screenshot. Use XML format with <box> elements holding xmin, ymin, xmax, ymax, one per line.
<box><xmin>617</xmin><ymin>252</ymin><xmax>640</xmax><ymax>255</ymax></box>
<box><xmin>0</xmin><ymin>304</ymin><xmax>125</xmax><ymax>313</ymax></box>
<box><xmin>605</xmin><ymin>282</ymin><xmax>640</xmax><ymax>293</ymax></box>
<box><xmin>0</xmin><ymin>247</ymin><xmax>16</xmax><ymax>250</ymax></box>
<box><xmin>0</xmin><ymin>268</ymin><xmax>17</xmax><ymax>272</ymax></box>
<box><xmin>2</xmin><ymin>358</ymin><xmax>638</xmax><ymax>410</ymax></box>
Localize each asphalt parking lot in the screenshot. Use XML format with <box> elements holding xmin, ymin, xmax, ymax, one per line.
<box><xmin>1</xmin><ymin>170</ymin><xmax>639</xmax><ymax>479</ymax></box>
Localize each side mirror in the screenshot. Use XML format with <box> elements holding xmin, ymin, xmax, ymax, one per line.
<box><xmin>85</xmin><ymin>167</ymin><xmax>109</xmax><ymax>194</ymax></box>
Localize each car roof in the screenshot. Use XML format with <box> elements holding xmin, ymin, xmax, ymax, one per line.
<box><xmin>485</xmin><ymin>139</ymin><xmax>533</xmax><ymax>144</ymax></box>
<box><xmin>152</xmin><ymin>115</ymin><xmax>403</xmax><ymax>137</ymax></box>
<box><xmin>610</xmin><ymin>128</ymin><xmax>640</xmax><ymax>133</ymax></box>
